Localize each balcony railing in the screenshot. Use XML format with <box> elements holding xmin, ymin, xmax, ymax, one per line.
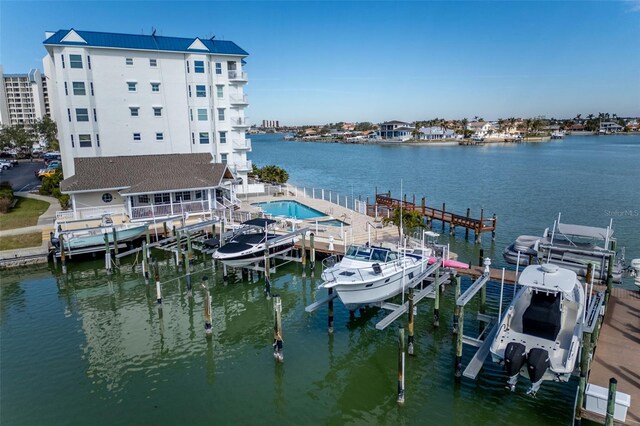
<box><xmin>233</xmin><ymin>138</ymin><xmax>252</xmax><ymax>151</ymax></box>
<box><xmin>228</xmin><ymin>70</ymin><xmax>248</xmax><ymax>82</ymax></box>
<box><xmin>229</xmin><ymin>160</ymin><xmax>253</xmax><ymax>173</ymax></box>
<box><xmin>130</xmin><ymin>199</ymin><xmax>213</xmax><ymax>220</ymax></box>
<box><xmin>230</xmin><ymin>94</ymin><xmax>249</xmax><ymax>106</ymax></box>
<box><xmin>231</xmin><ymin>117</ymin><xmax>250</xmax><ymax>128</ymax></box>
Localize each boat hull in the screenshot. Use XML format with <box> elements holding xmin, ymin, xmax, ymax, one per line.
<box><xmin>62</xmin><ymin>225</ymin><xmax>147</xmax><ymax>251</ymax></box>
<box><xmin>215</xmin><ymin>242</ymin><xmax>295</xmax><ymax>267</ymax></box>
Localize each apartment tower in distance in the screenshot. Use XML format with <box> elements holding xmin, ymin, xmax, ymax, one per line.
<box><xmin>0</xmin><ymin>65</ymin><xmax>49</xmax><ymax>127</ymax></box>
<box><xmin>42</xmin><ymin>29</ymin><xmax>252</xmax><ymax>191</ymax></box>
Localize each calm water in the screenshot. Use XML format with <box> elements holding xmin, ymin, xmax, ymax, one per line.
<box><xmin>1</xmin><ymin>134</ymin><xmax>639</xmax><ymax>425</ymax></box>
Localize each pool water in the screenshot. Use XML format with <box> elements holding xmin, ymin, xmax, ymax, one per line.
<box><xmin>253</xmin><ymin>200</ymin><xmax>325</xmax><ymax>219</ymax></box>
<box><xmin>317</xmin><ymin>219</ymin><xmax>349</xmax><ymax>227</ymax></box>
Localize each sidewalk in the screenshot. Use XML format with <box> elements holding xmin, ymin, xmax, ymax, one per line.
<box><xmin>0</xmin><ymin>192</ymin><xmax>59</xmax><ymax>237</ymax></box>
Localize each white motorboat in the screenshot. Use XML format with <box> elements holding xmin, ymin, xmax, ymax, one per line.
<box><xmin>212</xmin><ymin>218</ymin><xmax>298</xmax><ymax>267</ymax></box>
<box><xmin>490</xmin><ymin>263</ymin><xmax>585</xmax><ymax>396</ymax></box>
<box><xmin>319</xmin><ymin>244</ymin><xmax>429</xmax><ymax>309</ymax></box>
<box><xmin>51</xmin><ymin>215</ymin><xmax>147</xmax><ymax>252</ymax></box>
<box><xmin>503</xmin><ymin>214</ymin><xmax>623</xmax><ymax>283</ymax></box>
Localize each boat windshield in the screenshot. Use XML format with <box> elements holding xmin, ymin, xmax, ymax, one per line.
<box><xmin>345</xmin><ymin>246</ymin><xmax>389</xmax><ymax>262</ymax></box>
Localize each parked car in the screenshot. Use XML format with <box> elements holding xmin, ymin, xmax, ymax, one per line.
<box><xmin>37</xmin><ymin>167</ymin><xmax>61</xmax><ymax>179</ymax></box>
<box><xmin>0</xmin><ymin>160</ymin><xmax>14</xmax><ymax>170</ymax></box>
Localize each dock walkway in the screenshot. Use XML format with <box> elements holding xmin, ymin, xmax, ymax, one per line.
<box><xmin>584</xmin><ymin>288</ymin><xmax>640</xmax><ymax>425</ymax></box>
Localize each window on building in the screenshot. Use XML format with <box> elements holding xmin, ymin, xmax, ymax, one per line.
<box><xmin>64</xmin><ymin>82</ymin><xmax>68</xmax><ymax>95</ymax></box>
<box><xmin>197</xmin><ymin>109</ymin><xmax>208</xmax><ymax>121</ymax></box>
<box><xmin>174</xmin><ymin>191</ymin><xmax>191</xmax><ymax>202</ymax></box>
<box><xmin>133</xmin><ymin>133</ymin><xmax>141</xmax><ymax>141</ymax></box>
<box><xmin>191</xmin><ymin>132</ymin><xmax>195</xmax><ymax>144</ymax></box>
<box><xmin>189</xmin><ymin>109</ymin><xmax>193</xmax><ymax>121</ymax></box>
<box><xmin>87</xmin><ymin>56</ymin><xmax>91</xmax><ymax>69</ymax></box>
<box><xmin>194</xmin><ymin>60</ymin><xmax>205</xmax><ymax>73</ymax></box>
<box><xmin>126</xmin><ymin>58</ymin><xmax>133</xmax><ymax>66</ymax></box>
<box><xmin>186</xmin><ymin>61</ymin><xmax>190</xmax><ymax>73</ymax></box>
<box><xmin>70</xmin><ymin>54</ymin><xmax>83</xmax><ymax>69</ymax></box>
<box><xmin>96</xmin><ymin>134</ymin><xmax>100</xmax><ymax>147</ymax></box>
<box><xmin>153</xmin><ymin>107</ymin><xmax>162</xmax><ymax>117</ymax></box>
<box><xmin>130</xmin><ymin>107</ymin><xmax>139</xmax><ymax>117</ymax></box>
<box><xmin>215</xmin><ymin>63</ymin><xmax>222</xmax><ymax>75</ymax></box>
<box><xmin>138</xmin><ymin>194</ymin><xmax>149</xmax><ymax>204</ymax></box>
<box><xmin>219</xmin><ymin>131</ymin><xmax>227</xmax><ymax>143</ymax></box>
<box><xmin>127</xmin><ymin>82</ymin><xmax>137</xmax><ymax>92</ymax></box>
<box><xmin>76</xmin><ymin>108</ymin><xmax>89</xmax><ymax>122</ymax></box>
<box><xmin>195</xmin><ymin>190</ymin><xmax>203</xmax><ymax>200</ymax></box>
<box><xmin>220</xmin><ymin>153</ymin><xmax>228</xmax><ymax>164</ymax></box>
<box><xmin>151</xmin><ymin>83</ymin><xmax>160</xmax><ymax>92</ymax></box>
<box><xmin>216</xmin><ymin>85</ymin><xmax>224</xmax><ymax>98</ymax></box>
<box><xmin>102</xmin><ymin>193</ymin><xmax>113</xmax><ymax>203</ymax></box>
<box><xmin>90</xmin><ymin>82</ymin><xmax>94</xmax><ymax>96</ymax></box>
<box><xmin>217</xmin><ymin>108</ymin><xmax>225</xmax><ymax>121</ymax></box>
<box><xmin>93</xmin><ymin>108</ymin><xmax>97</xmax><ymax>121</ymax></box>
<box><xmin>79</xmin><ymin>134</ymin><xmax>92</xmax><ymax>147</ymax></box>
<box><xmin>149</xmin><ymin>58</ymin><xmax>157</xmax><ymax>67</ymax></box>
<box><xmin>72</xmin><ymin>82</ymin><xmax>86</xmax><ymax>95</ymax></box>
<box><xmin>196</xmin><ymin>85</ymin><xmax>206</xmax><ymax>97</ymax></box>
<box><xmin>67</xmin><ymin>109</ymin><xmax>71</xmax><ymax>122</ymax></box>
<box><xmin>227</xmin><ymin>61</ymin><xmax>237</xmax><ymax>71</ymax></box>
<box><xmin>156</xmin><ymin>132</ymin><xmax>164</xmax><ymax>141</ymax></box>
<box><xmin>188</xmin><ymin>85</ymin><xmax>192</xmax><ymax>97</ymax></box>
<box><xmin>61</xmin><ymin>54</ymin><xmax>65</xmax><ymax>68</ymax></box>
<box><xmin>199</xmin><ymin>132</ymin><xmax>209</xmax><ymax>144</ymax></box>
<box><xmin>154</xmin><ymin>193</ymin><xmax>170</xmax><ymax>204</ymax></box>
<box><xmin>70</xmin><ymin>134</ymin><xmax>74</xmax><ymax>147</ymax></box>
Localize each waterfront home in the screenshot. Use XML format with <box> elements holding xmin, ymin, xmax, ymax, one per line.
<box><xmin>599</xmin><ymin>122</ymin><xmax>624</xmax><ymax>134</ymax></box>
<box><xmin>418</xmin><ymin>126</ymin><xmax>459</xmax><ymax>140</ymax></box>
<box><xmin>42</xmin><ymin>29</ymin><xmax>253</xmax><ymax>193</ymax></box>
<box><xmin>378</xmin><ymin>120</ymin><xmax>414</xmax><ymax>141</ymax></box>
<box><xmin>466</xmin><ymin>121</ymin><xmax>494</xmax><ymax>138</ymax></box>
<box><xmin>59</xmin><ymin>153</ymin><xmax>237</xmax><ymax>221</ymax></box>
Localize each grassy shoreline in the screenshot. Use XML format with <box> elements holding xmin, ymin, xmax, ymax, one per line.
<box><xmin>0</xmin><ymin>196</ymin><xmax>50</xmax><ymax>231</ymax></box>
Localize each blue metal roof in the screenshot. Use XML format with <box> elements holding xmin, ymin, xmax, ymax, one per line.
<box><xmin>43</xmin><ymin>29</ymin><xmax>248</xmax><ymax>56</ymax></box>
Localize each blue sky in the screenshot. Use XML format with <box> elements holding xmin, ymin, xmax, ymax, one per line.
<box><xmin>1</xmin><ymin>1</ymin><xmax>639</xmax><ymax>125</ymax></box>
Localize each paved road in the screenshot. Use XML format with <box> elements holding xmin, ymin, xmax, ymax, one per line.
<box><xmin>0</xmin><ymin>160</ymin><xmax>44</xmax><ymax>192</ymax></box>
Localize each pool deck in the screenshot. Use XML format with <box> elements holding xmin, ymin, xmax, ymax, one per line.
<box><xmin>242</xmin><ymin>193</ymin><xmax>401</xmax><ymax>248</ymax></box>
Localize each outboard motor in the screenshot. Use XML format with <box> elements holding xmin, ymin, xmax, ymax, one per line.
<box><xmin>526</xmin><ymin>348</ymin><xmax>550</xmax><ymax>396</ymax></box>
<box><xmin>504</xmin><ymin>342</ymin><xmax>527</xmax><ymax>391</ymax></box>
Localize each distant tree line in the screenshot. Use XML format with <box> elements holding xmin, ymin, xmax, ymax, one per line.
<box><xmin>249</xmin><ymin>164</ymin><xmax>289</xmax><ymax>184</ymax></box>
<box><xmin>0</xmin><ymin>117</ymin><xmax>59</xmax><ymax>154</ymax></box>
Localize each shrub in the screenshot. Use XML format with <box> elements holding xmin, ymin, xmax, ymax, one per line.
<box><xmin>0</xmin><ymin>198</ymin><xmax>11</xmax><ymax>214</ymax></box>
<box><xmin>0</xmin><ymin>182</ymin><xmax>14</xmax><ymax>213</ymax></box>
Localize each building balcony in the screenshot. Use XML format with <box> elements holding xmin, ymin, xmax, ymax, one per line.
<box><xmin>230</xmin><ymin>94</ymin><xmax>249</xmax><ymax>106</ymax></box>
<box><xmin>228</xmin><ymin>70</ymin><xmax>248</xmax><ymax>84</ymax></box>
<box><xmin>231</xmin><ymin>117</ymin><xmax>250</xmax><ymax>129</ymax></box>
<box><xmin>229</xmin><ymin>160</ymin><xmax>252</xmax><ymax>173</ymax></box>
<box><xmin>130</xmin><ymin>199</ymin><xmax>213</xmax><ymax>221</ymax></box>
<box><xmin>233</xmin><ymin>138</ymin><xmax>252</xmax><ymax>151</ymax></box>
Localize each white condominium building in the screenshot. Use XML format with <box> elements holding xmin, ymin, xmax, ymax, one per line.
<box><xmin>0</xmin><ymin>65</ymin><xmax>49</xmax><ymax>127</ymax></box>
<box><xmin>43</xmin><ymin>29</ymin><xmax>252</xmax><ymax>190</ymax></box>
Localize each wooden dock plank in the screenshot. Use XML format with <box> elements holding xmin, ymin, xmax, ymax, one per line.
<box><xmin>585</xmin><ymin>289</ymin><xmax>640</xmax><ymax>425</ymax></box>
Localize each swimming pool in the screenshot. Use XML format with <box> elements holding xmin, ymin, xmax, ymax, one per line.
<box><xmin>317</xmin><ymin>219</ymin><xmax>349</xmax><ymax>227</ymax></box>
<box><xmin>253</xmin><ymin>200</ymin><xmax>325</xmax><ymax>219</ymax></box>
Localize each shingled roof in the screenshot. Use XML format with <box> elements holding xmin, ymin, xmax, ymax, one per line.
<box><xmin>60</xmin><ymin>153</ymin><xmax>234</xmax><ymax>194</ymax></box>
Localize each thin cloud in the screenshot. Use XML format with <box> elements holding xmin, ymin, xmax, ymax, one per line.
<box><xmin>626</xmin><ymin>0</ymin><xmax>640</xmax><ymax>12</ymax></box>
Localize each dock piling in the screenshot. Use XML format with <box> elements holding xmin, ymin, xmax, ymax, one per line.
<box><xmin>111</xmin><ymin>228</ymin><xmax>120</xmax><ymax>266</ymax></box>
<box><xmin>465</xmin><ymin>208</ymin><xmax>470</xmax><ymax>240</ymax></box>
<box><xmin>203</xmin><ymin>276</ymin><xmax>212</xmax><ymax>336</ymax></box>
<box><xmin>491</xmin><ymin>214</ymin><xmax>497</xmax><ymax>241</ymax></box>
<box><xmin>441</xmin><ymin>203</ymin><xmax>446</xmax><ymax>233</ymax></box>
<box><xmin>301</xmin><ymin>232</ymin><xmax>307</xmax><ymax>278</ymax></box>
<box><xmin>328</xmin><ymin>287</ymin><xmax>334</xmax><ymax>334</ymax></box>
<box><xmin>452</xmin><ymin>275</ymin><xmax>461</xmax><ymax>334</ymax></box>
<box><xmin>454</xmin><ymin>304</ymin><xmax>464</xmax><ymax>381</ymax></box>
<box><xmin>605</xmin><ymin>378</ymin><xmax>617</xmax><ymax>426</ymax></box>
<box><xmin>397</xmin><ymin>325</ymin><xmax>405</xmax><ymax>405</ymax></box>
<box><xmin>154</xmin><ymin>261</ymin><xmax>162</xmax><ymax>305</ymax></box>
<box><xmin>605</xmin><ymin>240</ymin><xmax>616</xmax><ymax>305</ymax></box>
<box><xmin>142</xmin><ymin>241</ymin><xmax>149</xmax><ymax>284</ymax></box>
<box><xmin>273</xmin><ymin>295</ymin><xmax>283</xmax><ymax>362</ymax></box>
<box><xmin>176</xmin><ymin>230</ymin><xmax>183</xmax><ymax>267</ymax></box>
<box><xmin>408</xmin><ymin>288</ymin><xmax>415</xmax><ymax>355</ymax></box>
<box><xmin>103</xmin><ymin>233</ymin><xmax>111</xmax><ymax>274</ymax></box>
<box><xmin>433</xmin><ymin>266</ymin><xmax>440</xmax><ymax>327</ymax></box>
<box><xmin>310</xmin><ymin>233</ymin><xmax>316</xmax><ymax>277</ymax></box>
<box><xmin>60</xmin><ymin>234</ymin><xmax>67</xmax><ymax>274</ymax></box>
<box><xmin>264</xmin><ymin>248</ymin><xmax>271</xmax><ymax>298</ymax></box>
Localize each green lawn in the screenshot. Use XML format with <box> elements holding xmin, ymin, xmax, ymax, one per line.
<box><xmin>0</xmin><ymin>232</ymin><xmax>42</xmax><ymax>250</ymax></box>
<box><xmin>0</xmin><ymin>197</ymin><xmax>50</xmax><ymax>231</ymax></box>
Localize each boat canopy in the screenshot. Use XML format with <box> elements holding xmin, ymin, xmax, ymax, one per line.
<box><xmin>242</xmin><ymin>218</ymin><xmax>276</xmax><ymax>228</ymax></box>
<box><xmin>518</xmin><ymin>264</ymin><xmax>577</xmax><ymax>294</ymax></box>
<box><xmin>556</xmin><ymin>223</ymin><xmax>612</xmax><ymax>240</ymax></box>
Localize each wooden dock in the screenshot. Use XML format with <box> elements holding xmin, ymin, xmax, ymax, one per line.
<box><xmin>582</xmin><ymin>288</ymin><xmax>640</xmax><ymax>425</ymax></box>
<box><xmin>368</xmin><ymin>194</ymin><xmax>497</xmax><ymax>243</ymax></box>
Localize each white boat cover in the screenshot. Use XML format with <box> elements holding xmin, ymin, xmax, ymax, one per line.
<box><xmin>518</xmin><ymin>264</ymin><xmax>577</xmax><ymax>294</ymax></box>
<box><xmin>556</xmin><ymin>223</ymin><xmax>612</xmax><ymax>240</ymax></box>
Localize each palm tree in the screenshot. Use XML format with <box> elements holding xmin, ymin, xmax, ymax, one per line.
<box><xmin>383</xmin><ymin>208</ymin><xmax>425</xmax><ymax>240</ymax></box>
